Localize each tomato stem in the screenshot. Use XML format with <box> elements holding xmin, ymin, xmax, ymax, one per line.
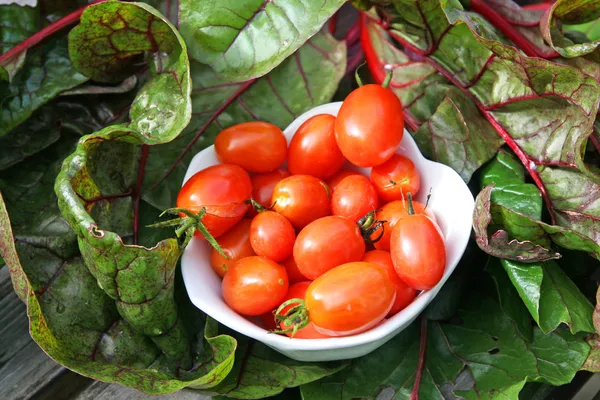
<box><xmin>406</xmin><ymin>193</ymin><xmax>415</xmax><ymax>215</ymax></box>
<box><xmin>357</xmin><ymin>210</ymin><xmax>387</xmax><ymax>244</ymax></box>
<box><xmin>148</xmin><ymin>207</ymin><xmax>228</xmax><ymax>257</ymax></box>
<box><xmin>272</xmin><ymin>298</ymin><xmax>309</xmax><ymax>337</ymax></box>
<box><xmin>355</xmin><ymin>61</ymin><xmax>367</xmax><ymax>87</ymax></box>
<box><xmin>381</xmin><ymin>69</ymin><xmax>393</xmax><ymax>89</ymax></box>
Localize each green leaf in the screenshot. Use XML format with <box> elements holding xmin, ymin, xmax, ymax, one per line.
<box><xmin>178</xmin><ymin>0</ymin><xmax>345</xmax><ymax>82</ymax></box>
<box><xmin>541</xmin><ymin>0</ymin><xmax>600</xmax><ymax>59</ymax></box>
<box><xmin>0</xmin><ymin>37</ymin><xmax>88</xmax><ymax>136</ymax></box>
<box><xmin>502</xmin><ymin>260</ymin><xmax>595</xmax><ymax>335</ymax></box>
<box><xmin>0</xmin><ymin>4</ymin><xmax>38</xmax><ymax>80</ymax></box>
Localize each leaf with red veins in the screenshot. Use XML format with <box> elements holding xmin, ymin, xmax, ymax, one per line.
<box><xmin>474</xmin><ymin>186</ymin><xmax>561</xmax><ymax>262</ymax></box>
<box><xmin>541</xmin><ymin>0</ymin><xmax>600</xmax><ymax>59</ymax></box>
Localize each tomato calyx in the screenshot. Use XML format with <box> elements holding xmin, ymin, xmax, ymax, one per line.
<box><xmin>148</xmin><ymin>207</ymin><xmax>228</xmax><ymax>257</ymax></box>
<box><xmin>272</xmin><ymin>298</ymin><xmax>309</xmax><ymax>337</ymax></box>
<box><xmin>357</xmin><ymin>210</ymin><xmax>387</xmax><ymax>244</ymax></box>
<box><xmin>246</xmin><ymin>198</ymin><xmax>276</xmax><ymax>213</ymax></box>
<box><xmin>355</xmin><ymin>62</ymin><xmax>393</xmax><ymax>89</ymax></box>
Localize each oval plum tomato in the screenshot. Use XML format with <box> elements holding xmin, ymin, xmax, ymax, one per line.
<box><xmin>272</xmin><ymin>175</ymin><xmax>330</xmax><ymax>229</ymax></box>
<box><xmin>222</xmin><ymin>256</ymin><xmax>289</xmax><ymax>316</ymax></box>
<box><xmin>250</xmin><ymin>211</ymin><xmax>295</xmax><ymax>262</ymax></box>
<box><xmin>288</xmin><ymin>114</ymin><xmax>345</xmax><ymax>180</ymax></box>
<box><xmin>294</xmin><ymin>216</ymin><xmax>365</xmax><ymax>280</ymax></box>
<box><xmin>362</xmin><ymin>250</ymin><xmax>416</xmax><ymax>316</ymax></box>
<box><xmin>277</xmin><ymin>282</ymin><xmax>331</xmax><ymax>339</ymax></box>
<box><xmin>305</xmin><ymin>262</ymin><xmax>395</xmax><ymax>336</ymax></box>
<box><xmin>249</xmin><ymin>169</ymin><xmax>290</xmax><ymax>216</ymax></box>
<box><xmin>372</xmin><ymin>200</ymin><xmax>436</xmax><ymax>251</ymax></box>
<box><xmin>331</xmin><ymin>175</ymin><xmax>378</xmax><ymax>222</ymax></box>
<box><xmin>177</xmin><ymin>164</ymin><xmax>251</xmax><ymax>239</ymax></box>
<box><xmin>210</xmin><ymin>219</ymin><xmax>254</xmax><ymax>278</ymax></box>
<box><xmin>326</xmin><ymin>169</ymin><xmax>361</xmax><ymax>193</ymax></box>
<box><xmin>215</xmin><ymin>122</ymin><xmax>287</xmax><ymax>173</ymax></box>
<box><xmin>335</xmin><ymin>84</ymin><xmax>403</xmax><ymax>167</ymax></box>
<box><xmin>390</xmin><ymin>214</ymin><xmax>446</xmax><ymax>290</ymax></box>
<box><xmin>280</xmin><ymin>256</ymin><xmax>308</xmax><ymax>284</ymax></box>
<box><xmin>371</xmin><ymin>154</ymin><xmax>420</xmax><ymax>202</ymax></box>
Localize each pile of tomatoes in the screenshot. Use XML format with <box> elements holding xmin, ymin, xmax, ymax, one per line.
<box><xmin>176</xmin><ymin>82</ymin><xmax>446</xmax><ymax>339</ymax></box>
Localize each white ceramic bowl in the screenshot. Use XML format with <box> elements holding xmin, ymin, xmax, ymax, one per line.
<box><xmin>181</xmin><ymin>102</ymin><xmax>474</xmax><ymax>362</ymax></box>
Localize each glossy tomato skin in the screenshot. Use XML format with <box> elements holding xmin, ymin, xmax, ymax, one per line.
<box><xmin>288</xmin><ymin>114</ymin><xmax>345</xmax><ymax>180</ymax></box>
<box><xmin>373</xmin><ymin>200</ymin><xmax>436</xmax><ymax>251</ymax></box>
<box><xmin>335</xmin><ymin>84</ymin><xmax>404</xmax><ymax>167</ymax></box>
<box><xmin>210</xmin><ymin>219</ymin><xmax>254</xmax><ymax>278</ymax></box>
<box><xmin>278</xmin><ymin>282</ymin><xmax>331</xmax><ymax>339</ymax></box>
<box><xmin>305</xmin><ymin>262</ymin><xmax>395</xmax><ymax>336</ymax></box>
<box><xmin>362</xmin><ymin>250</ymin><xmax>416</xmax><ymax>316</ymax></box>
<box><xmin>390</xmin><ymin>215</ymin><xmax>446</xmax><ymax>290</ymax></box>
<box><xmin>272</xmin><ymin>175</ymin><xmax>330</xmax><ymax>229</ymax></box>
<box><xmin>249</xmin><ymin>169</ymin><xmax>290</xmax><ymax>215</ymax></box>
<box><xmin>294</xmin><ymin>216</ymin><xmax>365</xmax><ymax>280</ymax></box>
<box><xmin>331</xmin><ymin>175</ymin><xmax>378</xmax><ymax>222</ymax></box>
<box><xmin>371</xmin><ymin>154</ymin><xmax>420</xmax><ymax>202</ymax></box>
<box><xmin>177</xmin><ymin>164</ymin><xmax>252</xmax><ymax>239</ymax></box>
<box><xmin>215</xmin><ymin>122</ymin><xmax>287</xmax><ymax>173</ymax></box>
<box><xmin>250</xmin><ymin>211</ymin><xmax>295</xmax><ymax>262</ymax></box>
<box><xmin>326</xmin><ymin>169</ymin><xmax>361</xmax><ymax>193</ymax></box>
<box><xmin>222</xmin><ymin>256</ymin><xmax>289</xmax><ymax>316</ymax></box>
<box><xmin>280</xmin><ymin>256</ymin><xmax>308</xmax><ymax>284</ymax></box>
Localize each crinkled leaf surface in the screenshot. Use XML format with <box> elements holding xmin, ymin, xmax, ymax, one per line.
<box><xmin>0</xmin><ymin>3</ymin><xmax>38</xmax><ymax>80</ymax></box>
<box><xmin>178</xmin><ymin>0</ymin><xmax>345</xmax><ymax>82</ymax></box>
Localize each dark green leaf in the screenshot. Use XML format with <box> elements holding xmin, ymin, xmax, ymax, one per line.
<box><xmin>178</xmin><ymin>0</ymin><xmax>345</xmax><ymax>82</ymax></box>
<box><xmin>0</xmin><ymin>4</ymin><xmax>38</xmax><ymax>80</ymax></box>
<box><xmin>60</xmin><ymin>75</ymin><xmax>138</xmax><ymax>96</ymax></box>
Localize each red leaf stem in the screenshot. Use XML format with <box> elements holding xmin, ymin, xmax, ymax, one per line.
<box><xmin>410</xmin><ymin>318</ymin><xmax>428</xmax><ymax>400</ymax></box>
<box><xmin>0</xmin><ymin>0</ymin><xmax>106</xmax><ymax>65</ymax></box>
<box><xmin>470</xmin><ymin>0</ymin><xmax>559</xmax><ymax>59</ymax></box>
<box><xmin>590</xmin><ymin>134</ymin><xmax>600</xmax><ymax>155</ymax></box>
<box><xmin>523</xmin><ymin>3</ymin><xmax>553</xmax><ymax>12</ymax></box>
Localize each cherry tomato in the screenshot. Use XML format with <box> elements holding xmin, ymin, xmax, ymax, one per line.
<box><xmin>371</xmin><ymin>154</ymin><xmax>420</xmax><ymax>202</ymax></box>
<box><xmin>288</xmin><ymin>114</ymin><xmax>345</xmax><ymax>179</ymax></box>
<box><xmin>215</xmin><ymin>122</ymin><xmax>287</xmax><ymax>173</ymax></box>
<box><xmin>362</xmin><ymin>250</ymin><xmax>416</xmax><ymax>316</ymax></box>
<box><xmin>222</xmin><ymin>256</ymin><xmax>289</xmax><ymax>316</ymax></box>
<box><xmin>331</xmin><ymin>175</ymin><xmax>378</xmax><ymax>222</ymax></box>
<box><xmin>305</xmin><ymin>262</ymin><xmax>395</xmax><ymax>336</ymax></box>
<box><xmin>372</xmin><ymin>200</ymin><xmax>436</xmax><ymax>251</ymax></box>
<box><xmin>249</xmin><ymin>169</ymin><xmax>290</xmax><ymax>216</ymax></box>
<box><xmin>280</xmin><ymin>256</ymin><xmax>308</xmax><ymax>284</ymax></box>
<box><xmin>250</xmin><ymin>211</ymin><xmax>295</xmax><ymax>262</ymax></box>
<box><xmin>278</xmin><ymin>282</ymin><xmax>331</xmax><ymax>339</ymax></box>
<box><xmin>177</xmin><ymin>164</ymin><xmax>251</xmax><ymax>239</ymax></box>
<box><xmin>210</xmin><ymin>219</ymin><xmax>254</xmax><ymax>278</ymax></box>
<box><xmin>294</xmin><ymin>216</ymin><xmax>365</xmax><ymax>280</ymax></box>
<box><xmin>335</xmin><ymin>84</ymin><xmax>403</xmax><ymax>167</ymax></box>
<box><xmin>259</xmin><ymin>312</ymin><xmax>277</xmax><ymax>330</ymax></box>
<box><xmin>272</xmin><ymin>175</ymin><xmax>330</xmax><ymax>229</ymax></box>
<box><xmin>390</xmin><ymin>214</ymin><xmax>446</xmax><ymax>290</ymax></box>
<box><xmin>326</xmin><ymin>169</ymin><xmax>361</xmax><ymax>193</ymax></box>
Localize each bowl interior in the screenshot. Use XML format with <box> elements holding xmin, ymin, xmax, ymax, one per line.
<box><xmin>181</xmin><ymin>102</ymin><xmax>474</xmax><ymax>354</ymax></box>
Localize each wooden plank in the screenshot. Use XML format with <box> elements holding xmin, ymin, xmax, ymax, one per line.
<box><xmin>69</xmin><ymin>381</ymin><xmax>210</xmax><ymax>400</ymax></box>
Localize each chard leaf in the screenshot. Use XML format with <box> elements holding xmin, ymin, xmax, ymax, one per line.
<box><xmin>178</xmin><ymin>0</ymin><xmax>345</xmax><ymax>82</ymax></box>
<box><xmin>0</xmin><ymin>3</ymin><xmax>38</xmax><ymax>80</ymax></box>
<box><xmin>541</xmin><ymin>0</ymin><xmax>600</xmax><ymax>59</ymax></box>
<box><xmin>300</xmin><ymin>293</ymin><xmax>589</xmax><ymax>399</ymax></box>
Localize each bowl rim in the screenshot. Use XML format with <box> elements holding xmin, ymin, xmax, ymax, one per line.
<box><xmin>181</xmin><ymin>101</ymin><xmax>475</xmax><ymax>352</ymax></box>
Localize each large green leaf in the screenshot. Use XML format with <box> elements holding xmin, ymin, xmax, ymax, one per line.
<box><xmin>541</xmin><ymin>0</ymin><xmax>600</xmax><ymax>59</ymax></box>
<box><xmin>0</xmin><ymin>4</ymin><xmax>38</xmax><ymax>80</ymax></box>
<box><xmin>178</xmin><ymin>0</ymin><xmax>345</xmax><ymax>82</ymax></box>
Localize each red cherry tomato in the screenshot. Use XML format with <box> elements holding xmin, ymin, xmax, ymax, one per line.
<box><xmin>294</xmin><ymin>216</ymin><xmax>365</xmax><ymax>280</ymax></box>
<box><xmin>259</xmin><ymin>312</ymin><xmax>277</xmax><ymax>330</ymax></box>
<box><xmin>390</xmin><ymin>214</ymin><xmax>446</xmax><ymax>290</ymax></box>
<box><xmin>177</xmin><ymin>164</ymin><xmax>251</xmax><ymax>239</ymax></box>
<box><xmin>305</xmin><ymin>262</ymin><xmax>395</xmax><ymax>336</ymax></box>
<box><xmin>331</xmin><ymin>174</ymin><xmax>378</xmax><ymax>222</ymax></box>
<box><xmin>280</xmin><ymin>256</ymin><xmax>309</xmax><ymax>284</ymax></box>
<box><xmin>335</xmin><ymin>84</ymin><xmax>403</xmax><ymax>167</ymax></box>
<box><xmin>222</xmin><ymin>256</ymin><xmax>289</xmax><ymax>316</ymax></box>
<box><xmin>288</xmin><ymin>114</ymin><xmax>345</xmax><ymax>179</ymax></box>
<box><xmin>215</xmin><ymin>122</ymin><xmax>287</xmax><ymax>173</ymax></box>
<box><xmin>250</xmin><ymin>211</ymin><xmax>295</xmax><ymax>262</ymax></box>
<box><xmin>249</xmin><ymin>169</ymin><xmax>290</xmax><ymax>216</ymax></box>
<box><xmin>278</xmin><ymin>282</ymin><xmax>331</xmax><ymax>339</ymax></box>
<box><xmin>372</xmin><ymin>200</ymin><xmax>436</xmax><ymax>251</ymax></box>
<box><xmin>210</xmin><ymin>219</ymin><xmax>255</xmax><ymax>278</ymax></box>
<box><xmin>272</xmin><ymin>175</ymin><xmax>330</xmax><ymax>229</ymax></box>
<box><xmin>326</xmin><ymin>169</ymin><xmax>361</xmax><ymax>193</ymax></box>
<box><xmin>371</xmin><ymin>154</ymin><xmax>420</xmax><ymax>202</ymax></box>
<box><xmin>362</xmin><ymin>250</ymin><xmax>416</xmax><ymax>316</ymax></box>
